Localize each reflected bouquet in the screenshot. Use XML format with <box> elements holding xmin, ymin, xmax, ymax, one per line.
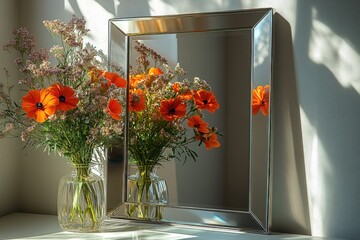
<box><xmin>125</xmin><ymin>41</ymin><xmax>222</xmax><ymax>220</ymax></box>
<box><xmin>128</xmin><ymin>41</ymin><xmax>221</xmax><ymax>168</ymax></box>
<box><xmin>0</xmin><ymin>16</ymin><xmax>125</xmax><ymax>231</ymax></box>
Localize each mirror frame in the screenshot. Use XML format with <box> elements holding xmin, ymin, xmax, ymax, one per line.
<box><xmin>107</xmin><ymin>8</ymin><xmax>273</xmax><ymax>233</ymax></box>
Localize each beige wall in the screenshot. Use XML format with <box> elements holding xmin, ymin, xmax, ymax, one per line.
<box><xmin>0</xmin><ymin>0</ymin><xmax>20</xmax><ymax>217</ymax></box>
<box><xmin>1</xmin><ymin>0</ymin><xmax>360</xmax><ymax>239</ymax></box>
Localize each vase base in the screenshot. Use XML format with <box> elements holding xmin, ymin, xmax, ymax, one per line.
<box><xmin>125</xmin><ymin>202</ymin><xmax>166</xmax><ymax>221</ymax></box>
<box><xmin>59</xmin><ymin>221</ymin><xmax>103</xmax><ymax>233</ymax></box>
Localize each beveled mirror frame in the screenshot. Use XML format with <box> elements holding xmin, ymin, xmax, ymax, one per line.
<box><xmin>107</xmin><ymin>8</ymin><xmax>273</xmax><ymax>233</ymax></box>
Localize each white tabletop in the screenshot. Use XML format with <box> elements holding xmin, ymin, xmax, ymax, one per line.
<box><xmin>0</xmin><ymin>213</ymin><xmax>343</xmax><ymax>240</ymax></box>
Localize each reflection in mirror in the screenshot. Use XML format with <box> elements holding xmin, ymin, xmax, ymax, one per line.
<box><xmin>107</xmin><ymin>9</ymin><xmax>273</xmax><ymax>233</ymax></box>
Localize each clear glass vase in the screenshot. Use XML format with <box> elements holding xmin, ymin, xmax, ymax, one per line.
<box><xmin>126</xmin><ymin>165</ymin><xmax>168</xmax><ymax>221</ymax></box>
<box><xmin>57</xmin><ymin>163</ymin><xmax>106</xmax><ymax>232</ymax></box>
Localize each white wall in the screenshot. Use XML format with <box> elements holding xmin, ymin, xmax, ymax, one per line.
<box><xmin>1</xmin><ymin>0</ymin><xmax>359</xmax><ymax>239</ymax></box>
<box><xmin>17</xmin><ymin>0</ymin><xmax>73</xmax><ymax>215</ymax></box>
<box><xmin>0</xmin><ymin>0</ymin><xmax>20</xmax><ymax>217</ymax></box>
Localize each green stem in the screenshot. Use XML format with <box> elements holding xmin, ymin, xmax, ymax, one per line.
<box><xmin>128</xmin><ymin>164</ymin><xmax>163</xmax><ymax>220</ymax></box>
<box><xmin>69</xmin><ymin>164</ymin><xmax>99</xmax><ymax>227</ymax></box>
<box><xmin>83</xmin><ymin>182</ymin><xmax>97</xmax><ymax>227</ymax></box>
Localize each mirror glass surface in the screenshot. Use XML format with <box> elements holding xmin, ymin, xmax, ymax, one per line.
<box><xmin>107</xmin><ymin>9</ymin><xmax>273</xmax><ymax>232</ymax></box>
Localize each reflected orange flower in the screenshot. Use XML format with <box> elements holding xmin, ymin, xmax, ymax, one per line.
<box><xmin>199</xmin><ymin>132</ymin><xmax>221</xmax><ymax>150</ymax></box>
<box><xmin>252</xmin><ymin>85</ymin><xmax>270</xmax><ymax>116</ymax></box>
<box><xmin>187</xmin><ymin>115</ymin><xmax>209</xmax><ymax>133</ymax></box>
<box><xmin>160</xmin><ymin>98</ymin><xmax>186</xmax><ymax>121</ymax></box>
<box><xmin>130</xmin><ymin>89</ymin><xmax>146</xmax><ymax>112</ymax></box>
<box><xmin>148</xmin><ymin>67</ymin><xmax>163</xmax><ymax>76</ymax></box>
<box><xmin>107</xmin><ymin>98</ymin><xmax>122</xmax><ymax>120</ymax></box>
<box><xmin>103</xmin><ymin>72</ymin><xmax>127</xmax><ymax>88</ymax></box>
<box><xmin>193</xmin><ymin>90</ymin><xmax>219</xmax><ymax>113</ymax></box>
<box><xmin>146</xmin><ymin>67</ymin><xmax>163</xmax><ymax>87</ymax></box>
<box><xmin>21</xmin><ymin>89</ymin><xmax>59</xmax><ymax>123</ymax></box>
<box><xmin>130</xmin><ymin>74</ymin><xmax>146</xmax><ymax>89</ymax></box>
<box><xmin>48</xmin><ymin>84</ymin><xmax>79</xmax><ymax>111</ymax></box>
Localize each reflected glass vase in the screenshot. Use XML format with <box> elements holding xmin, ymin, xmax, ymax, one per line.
<box><xmin>57</xmin><ymin>149</ymin><xmax>106</xmax><ymax>232</ymax></box>
<box><xmin>126</xmin><ymin>164</ymin><xmax>168</xmax><ymax>221</ymax></box>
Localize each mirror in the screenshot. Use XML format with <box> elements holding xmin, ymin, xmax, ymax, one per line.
<box><xmin>107</xmin><ymin>8</ymin><xmax>273</xmax><ymax>233</ymax></box>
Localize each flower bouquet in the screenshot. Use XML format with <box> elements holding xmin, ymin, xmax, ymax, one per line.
<box><xmin>1</xmin><ymin>16</ymin><xmax>125</xmax><ymax>232</ymax></box>
<box><xmin>125</xmin><ymin>41</ymin><xmax>221</xmax><ymax>220</ymax></box>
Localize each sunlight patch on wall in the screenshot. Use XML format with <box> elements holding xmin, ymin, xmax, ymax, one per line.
<box><xmin>241</xmin><ymin>0</ymin><xmax>297</xmax><ymax>38</ymax></box>
<box><xmin>300</xmin><ymin>107</ymin><xmax>331</xmax><ymax>237</ymax></box>
<box><xmin>148</xmin><ymin>0</ymin><xmax>178</xmax><ymax>15</ymax></box>
<box><xmin>309</xmin><ymin>7</ymin><xmax>360</xmax><ymax>94</ymax></box>
<box><xmin>65</xmin><ymin>0</ymin><xmax>116</xmax><ymax>53</ymax></box>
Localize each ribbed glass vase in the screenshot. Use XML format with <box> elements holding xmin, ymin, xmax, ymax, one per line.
<box><xmin>57</xmin><ymin>163</ymin><xmax>106</xmax><ymax>232</ymax></box>
<box><xmin>57</xmin><ymin>147</ymin><xmax>107</xmax><ymax>232</ymax></box>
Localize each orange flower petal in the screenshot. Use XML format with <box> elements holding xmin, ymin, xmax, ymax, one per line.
<box><xmin>107</xmin><ymin>98</ymin><xmax>122</xmax><ymax>120</ymax></box>
<box><xmin>261</xmin><ymin>102</ymin><xmax>269</xmax><ymax>116</ymax></box>
<box><xmin>21</xmin><ymin>90</ymin><xmax>40</xmax><ymax>113</ymax></box>
<box><xmin>35</xmin><ymin>109</ymin><xmax>48</xmax><ymax>123</ymax></box>
<box><xmin>129</xmin><ymin>89</ymin><xmax>146</xmax><ymax>112</ymax></box>
<box><xmin>203</xmin><ymin>133</ymin><xmax>221</xmax><ymax>150</ymax></box>
<box><xmin>252</xmin><ymin>105</ymin><xmax>261</xmax><ymax>115</ymax></box>
<box><xmin>22</xmin><ymin>101</ymin><xmax>37</xmax><ymax>113</ymax></box>
<box><xmin>104</xmin><ymin>72</ymin><xmax>127</xmax><ymax>88</ymax></box>
<box><xmin>130</xmin><ymin>74</ymin><xmax>146</xmax><ymax>88</ymax></box>
<box><xmin>187</xmin><ymin>115</ymin><xmax>209</xmax><ymax>133</ymax></box>
<box><xmin>173</xmin><ymin>82</ymin><xmax>181</xmax><ymax>92</ymax></box>
<box><xmin>148</xmin><ymin>67</ymin><xmax>163</xmax><ymax>76</ymax></box>
<box><xmin>25</xmin><ymin>109</ymin><xmax>37</xmax><ymax>120</ymax></box>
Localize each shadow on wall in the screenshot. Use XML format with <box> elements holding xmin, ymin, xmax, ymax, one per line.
<box><xmin>294</xmin><ymin>1</ymin><xmax>360</xmax><ymax>239</ymax></box>
<box><xmin>67</xmin><ymin>0</ymin><xmax>151</xmax><ymax>19</ymax></box>
<box><xmin>270</xmin><ymin>13</ymin><xmax>311</xmax><ymax>235</ymax></box>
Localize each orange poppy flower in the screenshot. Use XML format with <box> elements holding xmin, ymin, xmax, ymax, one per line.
<box><xmin>199</xmin><ymin>133</ymin><xmax>221</xmax><ymax>150</ymax></box>
<box><xmin>107</xmin><ymin>98</ymin><xmax>122</xmax><ymax>120</ymax></box>
<box><xmin>187</xmin><ymin>115</ymin><xmax>209</xmax><ymax>133</ymax></box>
<box><xmin>21</xmin><ymin>89</ymin><xmax>59</xmax><ymax>123</ymax></box>
<box><xmin>160</xmin><ymin>98</ymin><xmax>186</xmax><ymax>121</ymax></box>
<box><xmin>252</xmin><ymin>85</ymin><xmax>270</xmax><ymax>116</ymax></box>
<box><xmin>130</xmin><ymin>74</ymin><xmax>146</xmax><ymax>89</ymax></box>
<box><xmin>193</xmin><ymin>90</ymin><xmax>219</xmax><ymax>113</ymax></box>
<box><xmin>48</xmin><ymin>84</ymin><xmax>79</xmax><ymax>111</ymax></box>
<box><xmin>148</xmin><ymin>67</ymin><xmax>163</xmax><ymax>76</ymax></box>
<box><xmin>129</xmin><ymin>89</ymin><xmax>146</xmax><ymax>112</ymax></box>
<box><xmin>103</xmin><ymin>71</ymin><xmax>127</xmax><ymax>88</ymax></box>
